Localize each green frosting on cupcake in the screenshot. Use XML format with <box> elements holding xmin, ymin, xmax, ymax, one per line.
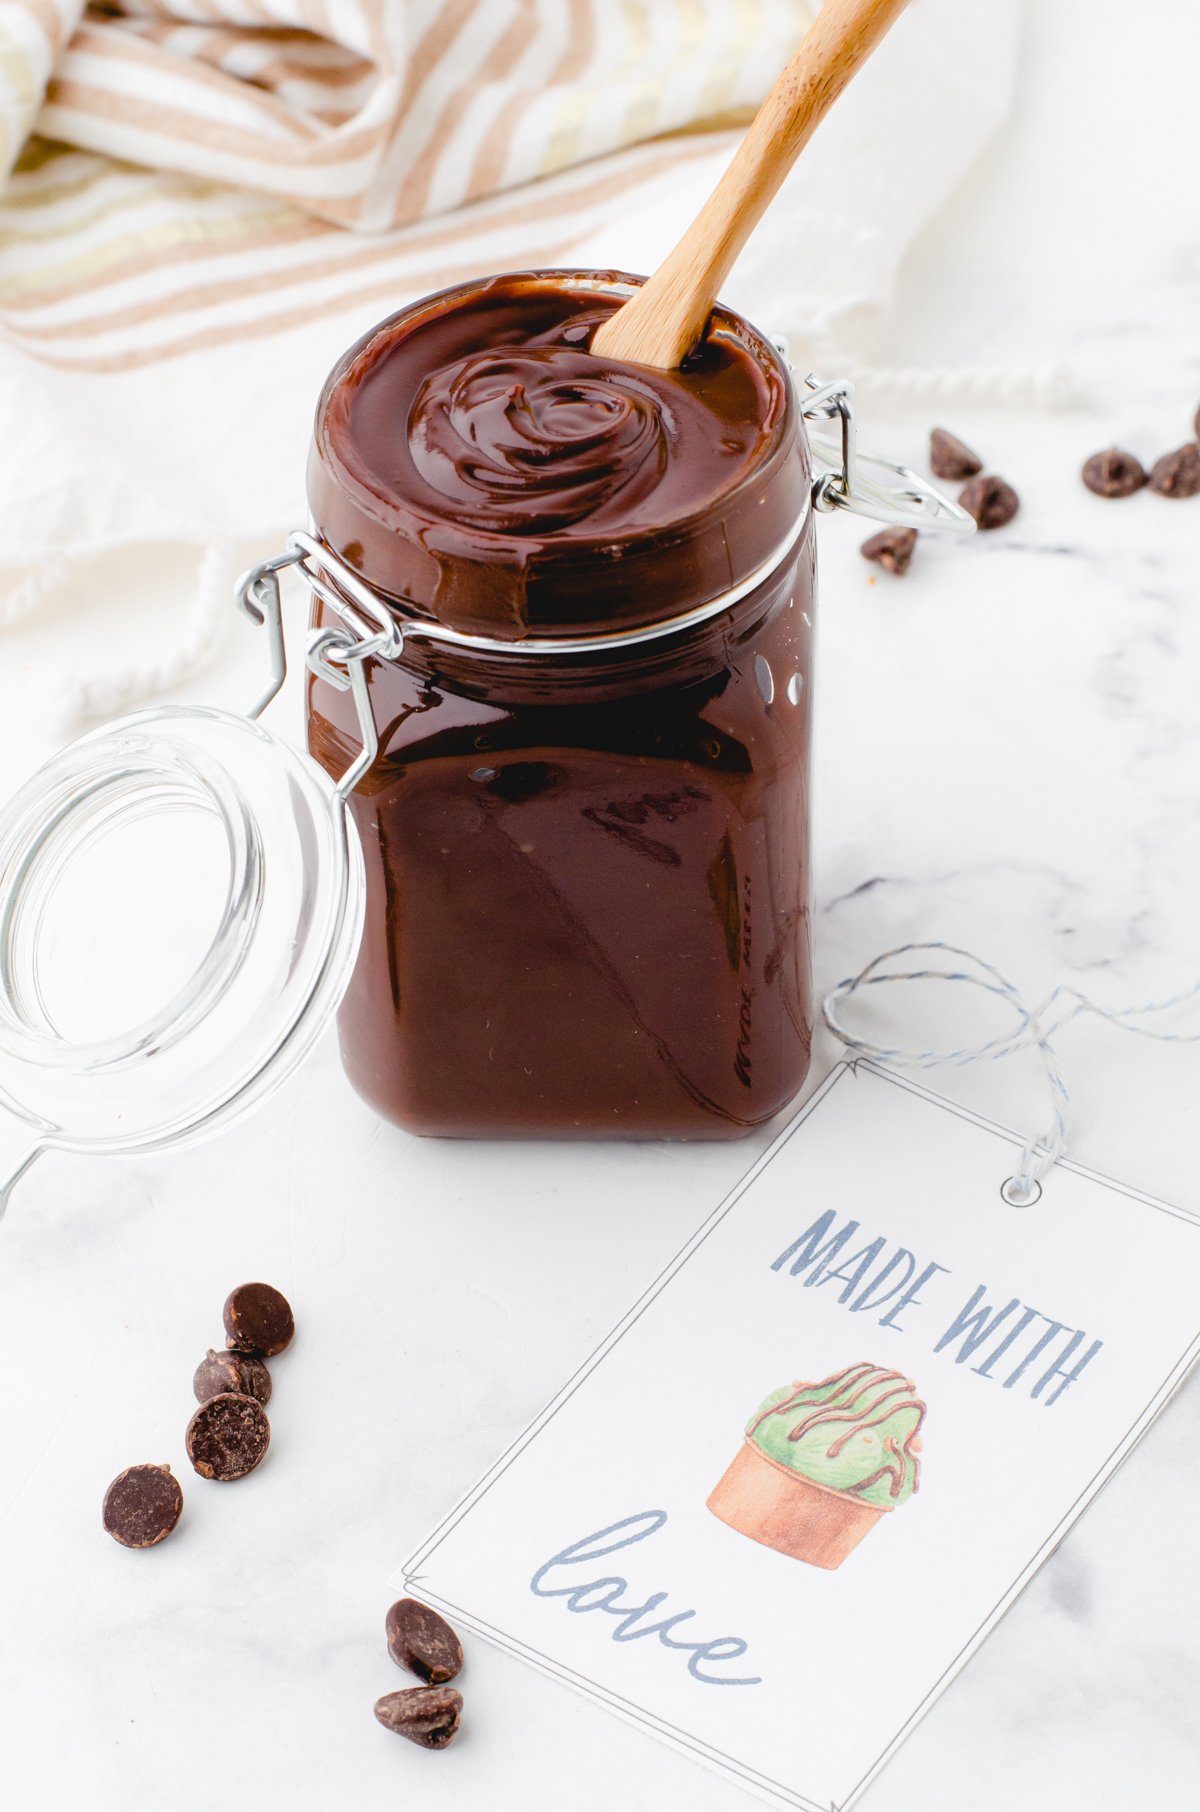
<box><xmin>745</xmin><ymin>1363</ymin><xmax>926</xmax><ymax>1509</ymax></box>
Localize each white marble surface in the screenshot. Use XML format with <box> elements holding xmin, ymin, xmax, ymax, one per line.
<box><xmin>3</xmin><ymin>4</ymin><xmax>1200</xmax><ymax>1809</ymax></box>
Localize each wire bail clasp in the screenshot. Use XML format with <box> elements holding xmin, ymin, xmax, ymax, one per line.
<box><xmin>235</xmin><ymin>533</ymin><xmax>388</xmax><ymax>803</ymax></box>
<box><xmin>801</xmin><ymin>375</ymin><xmax>976</xmax><ymax>532</ymax></box>
<box><xmin>305</xmin><ymin>628</ymin><xmax>380</xmax><ymax>802</ymax></box>
<box><xmin>770</xmin><ymin>346</ymin><xmax>976</xmax><ymax>534</ymax></box>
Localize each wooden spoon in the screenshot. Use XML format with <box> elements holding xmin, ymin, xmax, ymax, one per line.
<box><xmin>591</xmin><ymin>0</ymin><xmax>910</xmax><ymax>371</ymax></box>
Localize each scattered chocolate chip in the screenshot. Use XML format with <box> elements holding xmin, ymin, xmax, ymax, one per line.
<box><xmin>374</xmin><ymin>1686</ymin><xmax>463</xmax><ymax>1749</ymax></box>
<box><xmin>930</xmin><ymin>427</ymin><xmax>982</xmax><ymax>480</ymax></box>
<box><xmin>185</xmin><ymin>1392</ymin><xmax>271</xmax><ymax>1481</ymax></box>
<box><xmin>860</xmin><ymin>525</ymin><xmax>917</xmax><ymax>576</ymax></box>
<box><xmin>386</xmin><ymin>1599</ymin><xmax>464</xmax><ymax>1684</ymax></box>
<box><xmin>1081</xmin><ymin>447</ymin><xmax>1148</xmax><ymax>498</ymax></box>
<box><xmin>958</xmin><ymin>473</ymin><xmax>1020</xmax><ymax>530</ymax></box>
<box><xmin>223</xmin><ymin>1282</ymin><xmax>294</xmax><ymax>1358</ymax></box>
<box><xmin>102</xmin><ymin>1463</ymin><xmax>183</xmax><ymax>1549</ymax></box>
<box><xmin>193</xmin><ymin>1348</ymin><xmax>272</xmax><ymax>1407</ymax></box>
<box><xmin>1149</xmin><ymin>443</ymin><xmax>1200</xmax><ymax>499</ymax></box>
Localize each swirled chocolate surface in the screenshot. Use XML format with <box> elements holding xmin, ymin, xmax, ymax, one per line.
<box><xmin>408</xmin><ymin>346</ymin><xmax>672</xmax><ymax>533</ymax></box>
<box><xmin>311</xmin><ymin>272</ymin><xmax>805</xmax><ymax>636</ymax></box>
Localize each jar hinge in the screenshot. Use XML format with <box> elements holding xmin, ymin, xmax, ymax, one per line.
<box><xmin>235</xmin><ymin>532</ymin><xmax>386</xmax><ymax>802</ymax></box>
<box><xmin>772</xmin><ymin>345</ymin><xmax>975</xmax><ymax>535</ymax></box>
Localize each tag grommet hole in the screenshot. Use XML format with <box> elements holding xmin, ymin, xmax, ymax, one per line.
<box><xmin>1001</xmin><ymin>1176</ymin><xmax>1041</xmax><ymax>1208</ymax></box>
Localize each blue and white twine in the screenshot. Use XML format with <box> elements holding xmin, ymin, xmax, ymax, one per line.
<box><xmin>822</xmin><ymin>944</ymin><xmax>1200</xmax><ymax>1205</ymax></box>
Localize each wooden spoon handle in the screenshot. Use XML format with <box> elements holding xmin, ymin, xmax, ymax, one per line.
<box><xmin>592</xmin><ymin>0</ymin><xmax>910</xmax><ymax>370</ymax></box>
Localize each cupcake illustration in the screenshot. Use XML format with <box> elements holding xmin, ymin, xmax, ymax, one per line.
<box><xmin>707</xmin><ymin>1362</ymin><xmax>926</xmax><ymax>1570</ymax></box>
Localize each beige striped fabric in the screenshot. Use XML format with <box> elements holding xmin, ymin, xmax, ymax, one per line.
<box><xmin>39</xmin><ymin>0</ymin><xmax>815</xmax><ymax>231</ymax></box>
<box><xmin>0</xmin><ymin>129</ymin><xmax>744</xmax><ymax>371</ymax></box>
<box><xmin>1</xmin><ymin>0</ymin><xmax>816</xmax><ymax>371</ymax></box>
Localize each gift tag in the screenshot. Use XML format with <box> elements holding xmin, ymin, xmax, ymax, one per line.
<box><xmin>401</xmin><ymin>1063</ymin><xmax>1200</xmax><ymax>1811</ymax></box>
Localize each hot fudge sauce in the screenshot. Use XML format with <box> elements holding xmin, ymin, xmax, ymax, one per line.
<box><xmin>307</xmin><ymin>270</ymin><xmax>814</xmax><ymax>1137</ymax></box>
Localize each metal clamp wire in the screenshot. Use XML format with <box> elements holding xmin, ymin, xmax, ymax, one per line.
<box><xmin>288</xmin><ymin>530</ymin><xmax>405</xmax><ymax>661</ymax></box>
<box><xmin>306</xmin><ymin>626</ymin><xmax>381</xmax><ymax>801</ymax></box>
<box><xmin>799</xmin><ymin>375</ymin><xmax>976</xmax><ymax>533</ymax></box>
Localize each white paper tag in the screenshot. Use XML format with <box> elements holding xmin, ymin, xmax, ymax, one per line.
<box><xmin>402</xmin><ymin>1063</ymin><xmax>1200</xmax><ymax>1810</ymax></box>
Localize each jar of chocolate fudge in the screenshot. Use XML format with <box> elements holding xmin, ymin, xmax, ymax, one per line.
<box><xmin>303</xmin><ymin>271</ymin><xmax>965</xmax><ymax>1138</ymax></box>
<box><xmin>306</xmin><ymin>272</ymin><xmax>813</xmax><ymax>1137</ymax></box>
<box><xmin>0</xmin><ymin>269</ymin><xmax>968</xmax><ymax>1206</ymax></box>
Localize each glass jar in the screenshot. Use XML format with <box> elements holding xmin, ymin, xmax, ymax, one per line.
<box><xmin>307</xmin><ymin>270</ymin><xmax>815</xmax><ymax>1139</ymax></box>
<box><xmin>0</xmin><ymin>271</ymin><xmax>969</xmax><ymax>1211</ymax></box>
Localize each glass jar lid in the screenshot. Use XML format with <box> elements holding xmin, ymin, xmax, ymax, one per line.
<box><xmin>0</xmin><ymin>704</ymin><xmax>364</xmax><ymax>1213</ymax></box>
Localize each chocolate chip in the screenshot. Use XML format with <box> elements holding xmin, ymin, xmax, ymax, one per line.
<box><xmin>102</xmin><ymin>1463</ymin><xmax>183</xmax><ymax>1549</ymax></box>
<box><xmin>386</xmin><ymin>1599</ymin><xmax>464</xmax><ymax>1684</ymax></box>
<box><xmin>860</xmin><ymin>526</ymin><xmax>917</xmax><ymax>576</ymax></box>
<box><xmin>930</xmin><ymin>427</ymin><xmax>982</xmax><ymax>480</ymax></box>
<box><xmin>374</xmin><ymin>1687</ymin><xmax>463</xmax><ymax>1749</ymax></box>
<box><xmin>1149</xmin><ymin>443</ymin><xmax>1200</xmax><ymax>498</ymax></box>
<box><xmin>958</xmin><ymin>473</ymin><xmax>1020</xmax><ymax>530</ymax></box>
<box><xmin>185</xmin><ymin>1392</ymin><xmax>271</xmax><ymax>1481</ymax></box>
<box><xmin>1081</xmin><ymin>448</ymin><xmax>1148</xmax><ymax>497</ymax></box>
<box><xmin>193</xmin><ymin>1348</ymin><xmax>272</xmax><ymax>1407</ymax></box>
<box><xmin>223</xmin><ymin>1282</ymin><xmax>294</xmax><ymax>1357</ymax></box>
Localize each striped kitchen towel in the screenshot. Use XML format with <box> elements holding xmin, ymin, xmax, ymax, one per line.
<box><xmin>1</xmin><ymin>0</ymin><xmax>819</xmax><ymax>371</ymax></box>
<box><xmin>24</xmin><ymin>0</ymin><xmax>807</xmax><ymax>232</ymax></box>
<box><xmin>0</xmin><ymin>0</ymin><xmax>1020</xmax><ymax>723</ymax></box>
